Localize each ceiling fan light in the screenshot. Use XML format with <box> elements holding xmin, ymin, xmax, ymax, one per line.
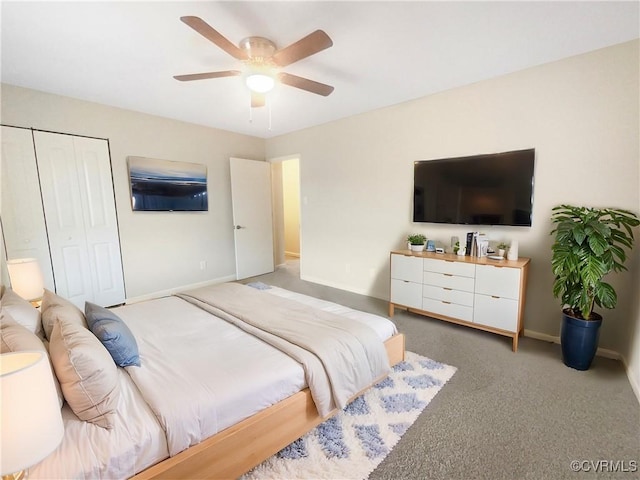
<box><xmin>246</xmin><ymin>73</ymin><xmax>275</xmax><ymax>93</ymax></box>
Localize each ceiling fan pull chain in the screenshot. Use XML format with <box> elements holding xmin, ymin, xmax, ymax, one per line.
<box><xmin>268</xmin><ymin>97</ymin><xmax>272</xmax><ymax>131</ymax></box>
<box><xmin>248</xmin><ymin>95</ymin><xmax>253</xmax><ymax>123</ymax></box>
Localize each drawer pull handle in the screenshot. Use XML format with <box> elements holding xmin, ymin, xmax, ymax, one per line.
<box><xmin>442</xmin><ymin>301</ymin><xmax>451</xmax><ymax>304</ymax></box>
<box><xmin>491</xmin><ymin>295</ymin><xmax>500</xmax><ymax>299</ymax></box>
<box><xmin>443</xmin><ymin>273</ymin><xmax>453</xmax><ymax>277</ymax></box>
<box><xmin>443</xmin><ymin>287</ymin><xmax>452</xmax><ymax>291</ymax></box>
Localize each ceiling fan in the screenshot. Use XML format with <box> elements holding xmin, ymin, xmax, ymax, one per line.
<box><xmin>174</xmin><ymin>16</ymin><xmax>335</xmax><ymax>108</ymax></box>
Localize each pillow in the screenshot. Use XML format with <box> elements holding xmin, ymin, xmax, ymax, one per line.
<box><xmin>41</xmin><ymin>289</ymin><xmax>87</xmax><ymax>341</ymax></box>
<box><xmin>49</xmin><ymin>318</ymin><xmax>119</xmax><ymax>429</ymax></box>
<box><xmin>85</xmin><ymin>302</ymin><xmax>140</xmax><ymax>367</ymax></box>
<box><xmin>0</xmin><ymin>312</ymin><xmax>64</xmax><ymax>408</ymax></box>
<box><xmin>1</xmin><ymin>288</ymin><xmax>44</xmax><ymax>338</ymax></box>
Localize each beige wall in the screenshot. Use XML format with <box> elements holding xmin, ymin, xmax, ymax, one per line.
<box><xmin>0</xmin><ymin>84</ymin><xmax>265</xmax><ymax>299</ymax></box>
<box><xmin>266</xmin><ymin>40</ymin><xmax>640</xmax><ymax>355</ymax></box>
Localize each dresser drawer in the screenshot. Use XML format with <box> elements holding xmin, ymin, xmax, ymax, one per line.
<box><xmin>423</xmin><ymin>271</ymin><xmax>475</xmax><ymax>292</ymax></box>
<box><xmin>473</xmin><ymin>294</ymin><xmax>519</xmax><ymax>332</ymax></box>
<box><xmin>423</xmin><ymin>285</ymin><xmax>474</xmax><ymax>306</ymax></box>
<box><xmin>390</xmin><ymin>278</ymin><xmax>423</xmax><ymax>309</ymax></box>
<box><xmin>424</xmin><ymin>258</ymin><xmax>475</xmax><ymax>277</ymax></box>
<box><xmin>423</xmin><ymin>298</ymin><xmax>473</xmax><ymax>322</ymax></box>
<box><xmin>391</xmin><ymin>254</ymin><xmax>423</xmax><ymax>283</ymax></box>
<box><xmin>475</xmin><ymin>264</ymin><xmax>521</xmax><ymax>299</ymax></box>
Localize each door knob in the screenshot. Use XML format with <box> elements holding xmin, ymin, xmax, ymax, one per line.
<box><xmin>235</xmin><ymin>225</ymin><xmax>245</xmax><ymax>230</ymax></box>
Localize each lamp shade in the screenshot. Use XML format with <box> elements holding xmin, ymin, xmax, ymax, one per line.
<box><xmin>0</xmin><ymin>351</ymin><xmax>64</xmax><ymax>475</ymax></box>
<box><xmin>7</xmin><ymin>258</ymin><xmax>44</xmax><ymax>302</ymax></box>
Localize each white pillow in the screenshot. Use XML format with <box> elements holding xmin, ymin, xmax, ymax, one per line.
<box><xmin>49</xmin><ymin>318</ymin><xmax>119</xmax><ymax>429</ymax></box>
<box><xmin>1</xmin><ymin>289</ymin><xmax>44</xmax><ymax>338</ymax></box>
<box><xmin>0</xmin><ymin>311</ymin><xmax>64</xmax><ymax>408</ymax></box>
<box><xmin>41</xmin><ymin>289</ymin><xmax>87</xmax><ymax>341</ymax></box>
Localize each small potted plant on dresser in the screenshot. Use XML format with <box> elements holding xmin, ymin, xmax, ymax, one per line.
<box><xmin>497</xmin><ymin>242</ymin><xmax>508</xmax><ymax>258</ymax></box>
<box><xmin>550</xmin><ymin>204</ymin><xmax>639</xmax><ymax>370</ymax></box>
<box><xmin>407</xmin><ymin>234</ymin><xmax>427</xmax><ymax>252</ymax></box>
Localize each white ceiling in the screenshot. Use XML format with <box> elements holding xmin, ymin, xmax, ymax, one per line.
<box><xmin>2</xmin><ymin>1</ymin><xmax>638</xmax><ymax>139</ymax></box>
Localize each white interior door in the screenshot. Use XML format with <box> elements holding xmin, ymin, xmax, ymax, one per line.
<box><xmin>230</xmin><ymin>157</ymin><xmax>274</xmax><ymax>279</ymax></box>
<box><xmin>34</xmin><ymin>131</ymin><xmax>125</xmax><ymax>308</ymax></box>
<box><xmin>1</xmin><ymin>126</ymin><xmax>55</xmax><ymax>290</ymax></box>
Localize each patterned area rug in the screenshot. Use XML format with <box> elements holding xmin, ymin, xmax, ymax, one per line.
<box><xmin>242</xmin><ymin>351</ymin><xmax>457</xmax><ymax>480</ymax></box>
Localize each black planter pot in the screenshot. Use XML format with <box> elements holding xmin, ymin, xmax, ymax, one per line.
<box><xmin>560</xmin><ymin>309</ymin><xmax>602</xmax><ymax>370</ymax></box>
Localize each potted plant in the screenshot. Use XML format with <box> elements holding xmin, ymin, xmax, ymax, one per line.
<box><xmin>497</xmin><ymin>242</ymin><xmax>508</xmax><ymax>258</ymax></box>
<box><xmin>550</xmin><ymin>204</ymin><xmax>639</xmax><ymax>370</ymax></box>
<box><xmin>407</xmin><ymin>234</ymin><xmax>427</xmax><ymax>252</ymax></box>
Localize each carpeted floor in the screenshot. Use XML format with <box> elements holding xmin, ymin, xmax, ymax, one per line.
<box><xmin>245</xmin><ymin>259</ymin><xmax>640</xmax><ymax>480</ymax></box>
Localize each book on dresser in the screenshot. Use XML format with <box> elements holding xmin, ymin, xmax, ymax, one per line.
<box><xmin>389</xmin><ymin>250</ymin><xmax>530</xmax><ymax>351</ymax></box>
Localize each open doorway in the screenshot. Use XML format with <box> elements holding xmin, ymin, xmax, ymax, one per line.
<box><xmin>270</xmin><ymin>155</ymin><xmax>301</xmax><ymax>276</ymax></box>
<box><xmin>282</xmin><ymin>158</ymin><xmax>300</xmax><ymax>261</ymax></box>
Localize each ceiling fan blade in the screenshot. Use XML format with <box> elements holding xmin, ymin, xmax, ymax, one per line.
<box><xmin>180</xmin><ymin>16</ymin><xmax>248</xmax><ymax>60</ymax></box>
<box><xmin>272</xmin><ymin>30</ymin><xmax>333</xmax><ymax>67</ymax></box>
<box><xmin>251</xmin><ymin>92</ymin><xmax>266</xmax><ymax>108</ymax></box>
<box><xmin>278</xmin><ymin>72</ymin><xmax>334</xmax><ymax>96</ymax></box>
<box><xmin>174</xmin><ymin>70</ymin><xmax>241</xmax><ymax>82</ymax></box>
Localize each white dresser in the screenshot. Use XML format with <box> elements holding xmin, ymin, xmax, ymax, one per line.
<box><xmin>389</xmin><ymin>250</ymin><xmax>530</xmax><ymax>351</ymax></box>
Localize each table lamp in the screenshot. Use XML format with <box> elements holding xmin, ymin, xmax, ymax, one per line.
<box><xmin>6</xmin><ymin>259</ymin><xmax>45</xmax><ymax>307</ymax></box>
<box><xmin>0</xmin><ymin>351</ymin><xmax>64</xmax><ymax>480</ymax></box>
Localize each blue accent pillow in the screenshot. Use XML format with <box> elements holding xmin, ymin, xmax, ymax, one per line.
<box><xmin>84</xmin><ymin>302</ymin><xmax>141</xmax><ymax>367</ymax></box>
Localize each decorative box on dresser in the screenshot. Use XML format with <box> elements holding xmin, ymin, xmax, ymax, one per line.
<box><xmin>389</xmin><ymin>250</ymin><xmax>530</xmax><ymax>351</ymax></box>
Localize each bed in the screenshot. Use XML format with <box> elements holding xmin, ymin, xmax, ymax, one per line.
<box><xmin>0</xmin><ymin>282</ymin><xmax>405</xmax><ymax>479</ymax></box>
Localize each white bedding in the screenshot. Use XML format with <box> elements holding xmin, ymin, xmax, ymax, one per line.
<box><xmin>29</xmin><ymin>369</ymin><xmax>168</xmax><ymax>480</ymax></box>
<box><xmin>179</xmin><ymin>283</ymin><xmax>390</xmax><ymax>419</ymax></box>
<box><xmin>260</xmin><ymin>285</ymin><xmax>398</xmax><ymax>340</ymax></box>
<box><xmin>28</xmin><ymin>283</ymin><xmax>399</xmax><ymax>478</ymax></box>
<box><xmin>117</xmin><ymin>296</ymin><xmax>307</xmax><ymax>457</ymax></box>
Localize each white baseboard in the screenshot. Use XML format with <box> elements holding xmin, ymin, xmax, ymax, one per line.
<box><xmin>300</xmin><ymin>274</ymin><xmax>373</xmax><ymax>297</ymax></box>
<box><xmin>523</xmin><ymin>329</ymin><xmax>620</xmax><ymax>359</ymax></box>
<box><xmin>124</xmin><ymin>274</ymin><xmax>237</xmax><ymax>304</ymax></box>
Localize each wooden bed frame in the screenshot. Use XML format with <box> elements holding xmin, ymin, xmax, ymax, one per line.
<box><xmin>132</xmin><ymin>333</ymin><xmax>405</xmax><ymax>479</ymax></box>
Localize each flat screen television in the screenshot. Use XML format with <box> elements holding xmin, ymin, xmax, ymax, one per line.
<box><xmin>128</xmin><ymin>156</ymin><xmax>208</xmax><ymax>212</ymax></box>
<box><xmin>413</xmin><ymin>148</ymin><xmax>535</xmax><ymax>226</ymax></box>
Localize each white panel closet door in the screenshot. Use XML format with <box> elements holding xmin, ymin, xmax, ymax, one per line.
<box><xmin>1</xmin><ymin>126</ymin><xmax>55</xmax><ymax>290</ymax></box>
<box><xmin>34</xmin><ymin>131</ymin><xmax>125</xmax><ymax>308</ymax></box>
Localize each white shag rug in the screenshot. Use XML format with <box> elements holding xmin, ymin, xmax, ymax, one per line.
<box><xmin>242</xmin><ymin>351</ymin><xmax>457</xmax><ymax>480</ymax></box>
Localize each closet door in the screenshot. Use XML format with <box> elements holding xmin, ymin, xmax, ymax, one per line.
<box><xmin>34</xmin><ymin>131</ymin><xmax>125</xmax><ymax>308</ymax></box>
<box><xmin>0</xmin><ymin>126</ymin><xmax>55</xmax><ymax>290</ymax></box>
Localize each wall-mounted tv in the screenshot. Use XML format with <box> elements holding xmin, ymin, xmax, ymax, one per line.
<box><xmin>413</xmin><ymin>148</ymin><xmax>535</xmax><ymax>226</ymax></box>
<box><xmin>128</xmin><ymin>156</ymin><xmax>208</xmax><ymax>212</ymax></box>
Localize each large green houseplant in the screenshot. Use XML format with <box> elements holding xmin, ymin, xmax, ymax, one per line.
<box><xmin>550</xmin><ymin>204</ymin><xmax>639</xmax><ymax>370</ymax></box>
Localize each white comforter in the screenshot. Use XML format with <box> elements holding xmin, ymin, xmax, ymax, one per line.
<box><xmin>120</xmin><ymin>283</ymin><xmax>395</xmax><ymax>457</ymax></box>
<box><xmin>118</xmin><ymin>296</ymin><xmax>306</xmax><ymax>457</ymax></box>
<box><xmin>179</xmin><ymin>283</ymin><xmax>391</xmax><ymax>417</ymax></box>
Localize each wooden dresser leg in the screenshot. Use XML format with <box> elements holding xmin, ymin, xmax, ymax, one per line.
<box><xmin>388</xmin><ymin>303</ymin><xmax>395</xmax><ymax>318</ymax></box>
<box><xmin>512</xmin><ymin>334</ymin><xmax>518</xmax><ymax>352</ymax></box>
